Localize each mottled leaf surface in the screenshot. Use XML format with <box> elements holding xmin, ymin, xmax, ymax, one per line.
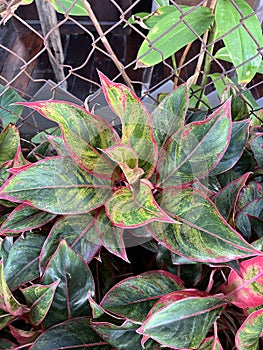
<box><xmin>0</xmin><ymin>309</ymin><xmax>14</xmax><ymax>331</ymax></box>
<box><xmin>4</xmin><ymin>233</ymin><xmax>46</xmax><ymax>290</ymax></box>
<box><xmin>30</xmin><ymin>317</ymin><xmax>111</xmax><ymax>350</ymax></box>
<box><xmin>101</xmin><ymin>144</ymin><xmax>144</xmax><ymax>184</ymax></box>
<box><xmin>92</xmin><ymin>320</ymin><xmax>160</xmax><ymax>350</ymax></box>
<box><xmin>100</xmin><ymin>270</ymin><xmax>184</xmax><ymax>322</ymax></box>
<box><xmin>41</xmin><ymin>240</ymin><xmax>94</xmax><ymax>327</ymax></box>
<box><xmin>157</xmin><ymin>100</ymin><xmax>232</xmax><ymax>186</ymax></box>
<box><xmin>0</xmin><ymin>157</ymin><xmax>112</xmax><ymax>214</ymax></box>
<box><xmin>199</xmin><ymin>336</ymin><xmax>224</xmax><ymax>350</ymax></box>
<box><xmin>152</xmin><ymin>84</ymin><xmax>188</xmax><ymax>148</ymax></box>
<box><xmin>0</xmin><ymin>262</ymin><xmax>25</xmax><ymax>316</ymax></box>
<box><xmin>251</xmin><ymin>135</ymin><xmax>263</xmax><ymax>168</ymax></box>
<box><xmin>223</xmin><ymin>256</ymin><xmax>263</xmax><ymax>308</ymax></box>
<box><xmin>0</xmin><ymin>203</ymin><xmax>55</xmax><ymax>234</ymax></box>
<box><xmin>148</xmin><ymin>187</ymin><xmax>259</xmax><ymax>262</ymax></box>
<box><xmin>21</xmin><ymin>101</ymin><xmax>120</xmax><ymax>179</ymax></box>
<box><xmin>40</xmin><ymin>214</ymin><xmax>100</xmax><ymax>271</ymax></box>
<box><xmin>95</xmin><ymin>208</ymin><xmax>128</xmax><ymax>262</ymax></box>
<box><xmin>99</xmin><ymin>73</ymin><xmax>158</xmax><ymax>178</ymax></box>
<box><xmin>236</xmin><ymin>308</ymin><xmax>263</xmax><ymax>349</ymax></box>
<box><xmin>211</xmin><ymin>120</ymin><xmax>249</xmax><ymax>175</ymax></box>
<box><xmin>22</xmin><ymin>282</ymin><xmax>59</xmax><ymax>326</ymax></box>
<box><xmin>0</xmin><ymin>124</ymin><xmax>20</xmax><ymax>166</ymax></box>
<box><xmin>105</xmin><ymin>180</ymin><xmax>175</xmax><ymax>228</ymax></box>
<box><xmin>213</xmin><ymin>172</ymin><xmax>250</xmax><ymax>222</ymax></box>
<box><xmin>138</xmin><ymin>297</ymin><xmax>226</xmax><ymax>349</ymax></box>
<box><xmin>235</xmin><ymin>197</ymin><xmax>263</xmax><ymax>240</ymax></box>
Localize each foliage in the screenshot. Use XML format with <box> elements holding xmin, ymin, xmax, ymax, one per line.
<box><xmin>0</xmin><ymin>73</ymin><xmax>262</xmax><ymax>349</ymax></box>
<box><xmin>131</xmin><ymin>0</ymin><xmax>263</xmax><ymax>84</ymax></box>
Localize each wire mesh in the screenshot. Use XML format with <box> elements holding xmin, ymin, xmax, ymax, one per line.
<box><xmin>0</xmin><ymin>0</ymin><xmax>262</xmax><ymax>144</ymax></box>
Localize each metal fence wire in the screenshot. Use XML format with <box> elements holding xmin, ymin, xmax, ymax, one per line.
<box><xmin>0</xmin><ymin>0</ymin><xmax>262</xmax><ymax>142</ymax></box>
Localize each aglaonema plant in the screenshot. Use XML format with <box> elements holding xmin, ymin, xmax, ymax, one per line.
<box><xmin>0</xmin><ymin>73</ymin><xmax>262</xmax><ymax>349</ymax></box>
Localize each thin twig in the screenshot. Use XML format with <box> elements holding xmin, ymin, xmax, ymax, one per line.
<box><xmin>174</xmin><ymin>42</ymin><xmax>192</xmax><ymax>88</ymax></box>
<box><xmin>81</xmin><ymin>0</ymin><xmax>134</xmax><ymax>90</ymax></box>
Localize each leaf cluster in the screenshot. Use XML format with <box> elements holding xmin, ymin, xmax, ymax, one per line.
<box><xmin>0</xmin><ymin>75</ymin><xmax>262</xmax><ymax>349</ymax></box>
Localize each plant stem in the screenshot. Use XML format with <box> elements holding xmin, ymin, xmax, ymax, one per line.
<box><xmin>174</xmin><ymin>42</ymin><xmax>192</xmax><ymax>89</ymax></box>
<box><xmin>195</xmin><ymin>0</ymin><xmax>218</xmax><ymax>109</ymax></box>
<box><xmin>81</xmin><ymin>0</ymin><xmax>134</xmax><ymax>90</ymax></box>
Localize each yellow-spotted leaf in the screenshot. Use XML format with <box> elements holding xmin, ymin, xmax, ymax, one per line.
<box><xmin>148</xmin><ymin>187</ymin><xmax>260</xmax><ymax>262</ymax></box>
<box><xmin>157</xmin><ymin>99</ymin><xmax>232</xmax><ymax>186</ymax></box>
<box><xmin>101</xmin><ymin>144</ymin><xmax>144</xmax><ymax>185</ymax></box>
<box><xmin>215</xmin><ymin>0</ymin><xmax>263</xmax><ymax>84</ymax></box>
<box><xmin>137</xmin><ymin>296</ymin><xmax>226</xmax><ymax>349</ymax></box>
<box><xmin>0</xmin><ymin>262</ymin><xmax>27</xmax><ymax>316</ymax></box>
<box><xmin>99</xmin><ymin>73</ymin><xmax>158</xmax><ymax>178</ymax></box>
<box><xmin>21</xmin><ymin>281</ymin><xmax>59</xmax><ymax>326</ymax></box>
<box><xmin>236</xmin><ymin>308</ymin><xmax>263</xmax><ymax>349</ymax></box>
<box><xmin>100</xmin><ymin>270</ymin><xmax>184</xmax><ymax>322</ymax></box>
<box><xmin>105</xmin><ymin>180</ymin><xmax>176</xmax><ymax>228</ymax></box>
<box><xmin>0</xmin><ymin>157</ymin><xmax>113</xmax><ymax>215</ymax></box>
<box><xmin>222</xmin><ymin>256</ymin><xmax>263</xmax><ymax>308</ymax></box>
<box><xmin>20</xmin><ymin>101</ymin><xmax>120</xmax><ymax>180</ymax></box>
<box><xmin>152</xmin><ymin>84</ymin><xmax>188</xmax><ymax>149</ymax></box>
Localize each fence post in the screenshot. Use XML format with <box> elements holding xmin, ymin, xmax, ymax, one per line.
<box><xmin>35</xmin><ymin>0</ymin><xmax>67</xmax><ymax>89</ymax></box>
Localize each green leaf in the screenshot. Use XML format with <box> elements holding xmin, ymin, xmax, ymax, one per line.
<box><xmin>251</xmin><ymin>135</ymin><xmax>263</xmax><ymax>168</ymax></box>
<box><xmin>0</xmin><ymin>157</ymin><xmax>112</xmax><ymax>215</ymax></box>
<box><xmin>236</xmin><ymin>308</ymin><xmax>263</xmax><ymax>349</ymax></box>
<box><xmin>215</xmin><ymin>0</ymin><xmax>263</xmax><ymax>83</ymax></box>
<box><xmin>0</xmin><ymin>124</ymin><xmax>20</xmax><ymax>166</ymax></box>
<box><xmin>0</xmin><ymin>203</ymin><xmax>55</xmax><ymax>235</ymax></box>
<box><xmin>148</xmin><ymin>187</ymin><xmax>260</xmax><ymax>262</ymax></box>
<box><xmin>101</xmin><ymin>144</ymin><xmax>144</xmax><ymax>185</ymax></box>
<box><xmin>0</xmin><ymin>309</ymin><xmax>14</xmax><ymax>331</ymax></box>
<box><xmin>0</xmin><ymin>85</ymin><xmax>23</xmax><ymax>127</ymax></box>
<box><xmin>50</xmin><ymin>0</ymin><xmax>87</xmax><ymax>15</ymax></box>
<box><xmin>0</xmin><ymin>337</ymin><xmax>16</xmax><ymax>348</ymax></box>
<box><xmin>137</xmin><ymin>296</ymin><xmax>226</xmax><ymax>349</ymax></box>
<box><xmin>47</xmin><ymin>135</ymin><xmax>69</xmax><ymax>157</ymax></box>
<box><xmin>31</xmin><ymin>127</ymin><xmax>61</xmax><ymax>144</ymax></box>
<box><xmin>31</xmin><ymin>317</ymin><xmax>111</xmax><ymax>350</ymax></box>
<box><xmin>198</xmin><ymin>336</ymin><xmax>224</xmax><ymax>350</ymax></box>
<box><xmin>4</xmin><ymin>233</ymin><xmax>46</xmax><ymax>290</ymax></box>
<box><xmin>92</xmin><ymin>320</ymin><xmax>160</xmax><ymax>350</ymax></box>
<box><xmin>155</xmin><ymin>0</ymin><xmax>169</xmax><ymax>6</ymax></box>
<box><xmin>22</xmin><ymin>101</ymin><xmax>120</xmax><ymax>180</ymax></box>
<box><xmin>0</xmin><ymin>262</ymin><xmax>26</xmax><ymax>316</ymax></box>
<box><xmin>157</xmin><ymin>100</ymin><xmax>232</xmax><ymax>186</ymax></box>
<box><xmin>211</xmin><ymin>120</ymin><xmax>249</xmax><ymax>175</ymax></box>
<box><xmin>41</xmin><ymin>239</ymin><xmax>94</xmax><ymax>327</ymax></box>
<box><xmin>95</xmin><ymin>207</ymin><xmax>128</xmax><ymax>262</ymax></box>
<box><xmin>235</xmin><ymin>197</ymin><xmax>263</xmax><ymax>240</ymax></box>
<box><xmin>99</xmin><ymin>72</ymin><xmax>158</xmax><ymax>178</ymax></box>
<box><xmin>213</xmin><ymin>172</ymin><xmax>250</xmax><ymax>222</ymax></box>
<box><xmin>136</xmin><ymin>6</ymin><xmax>214</xmax><ymax>67</ymax></box>
<box><xmin>100</xmin><ymin>270</ymin><xmax>184</xmax><ymax>323</ymax></box>
<box><xmin>152</xmin><ymin>84</ymin><xmax>188</xmax><ymax>149</ymax></box>
<box><xmin>40</xmin><ymin>214</ymin><xmax>100</xmax><ymax>271</ymax></box>
<box><xmin>105</xmin><ymin>180</ymin><xmax>176</xmax><ymax>228</ymax></box>
<box><xmin>22</xmin><ymin>281</ymin><xmax>59</xmax><ymax>326</ymax></box>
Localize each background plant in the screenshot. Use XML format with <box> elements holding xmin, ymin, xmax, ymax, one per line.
<box><xmin>0</xmin><ymin>73</ymin><xmax>261</xmax><ymax>348</ymax></box>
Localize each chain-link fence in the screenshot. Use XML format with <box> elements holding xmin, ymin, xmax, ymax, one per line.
<box><xmin>0</xmin><ymin>0</ymin><xmax>262</xmax><ymax>144</ymax></box>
